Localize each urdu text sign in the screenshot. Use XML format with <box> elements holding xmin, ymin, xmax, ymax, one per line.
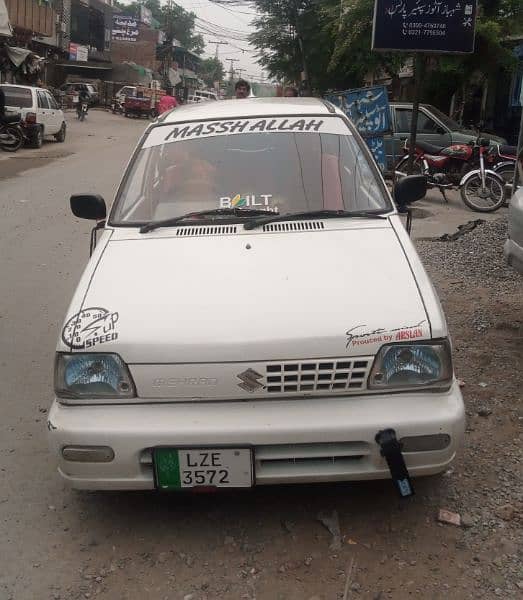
<box><xmin>372</xmin><ymin>0</ymin><xmax>478</xmax><ymax>53</ymax></box>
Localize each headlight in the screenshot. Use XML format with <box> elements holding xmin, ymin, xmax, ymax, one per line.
<box><xmin>54</xmin><ymin>353</ymin><xmax>136</xmax><ymax>400</ymax></box>
<box><xmin>368</xmin><ymin>340</ymin><xmax>452</xmax><ymax>390</ymax></box>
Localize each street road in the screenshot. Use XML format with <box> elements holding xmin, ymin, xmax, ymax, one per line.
<box><xmin>0</xmin><ymin>111</ymin><xmax>521</xmax><ymax>600</ymax></box>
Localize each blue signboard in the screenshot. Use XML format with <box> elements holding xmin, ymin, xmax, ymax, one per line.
<box><xmin>327</xmin><ymin>85</ymin><xmax>391</xmax><ymax>171</ymax></box>
<box><xmin>372</xmin><ymin>0</ymin><xmax>478</xmax><ymax>54</ymax></box>
<box><xmin>366</xmin><ymin>136</ymin><xmax>386</xmax><ymax>170</ymax></box>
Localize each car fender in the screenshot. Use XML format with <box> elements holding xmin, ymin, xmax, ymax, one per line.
<box><xmin>459</xmin><ymin>168</ymin><xmax>504</xmax><ymax>187</ymax></box>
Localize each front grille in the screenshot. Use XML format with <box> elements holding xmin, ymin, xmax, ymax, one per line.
<box><xmin>264</xmin><ymin>359</ymin><xmax>371</xmax><ymax>393</ymax></box>
<box><xmin>262</xmin><ymin>221</ymin><xmax>324</xmax><ymax>233</ymax></box>
<box><xmin>255</xmin><ymin>442</ymin><xmax>372</xmax><ymax>482</ymax></box>
<box><xmin>256</xmin><ymin>442</ymin><xmax>369</xmax><ymax>462</ymax></box>
<box><xmin>176</xmin><ymin>225</ymin><xmax>238</xmax><ymax>237</ymax></box>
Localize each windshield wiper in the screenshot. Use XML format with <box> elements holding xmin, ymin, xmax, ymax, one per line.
<box><xmin>140</xmin><ymin>208</ymin><xmax>278</xmax><ymax>233</ymax></box>
<box><xmin>243</xmin><ymin>209</ymin><xmax>388</xmax><ymax>230</ymax></box>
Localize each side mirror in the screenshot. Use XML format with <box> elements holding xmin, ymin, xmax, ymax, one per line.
<box><xmin>70</xmin><ymin>194</ymin><xmax>106</xmax><ymax>221</ymax></box>
<box><xmin>394</xmin><ymin>175</ymin><xmax>427</xmax><ymax>210</ymax></box>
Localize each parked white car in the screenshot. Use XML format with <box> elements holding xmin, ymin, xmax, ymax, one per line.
<box><xmin>187</xmin><ymin>89</ymin><xmax>218</xmax><ymax>104</ymax></box>
<box><xmin>0</xmin><ymin>84</ymin><xmax>66</xmax><ymax>148</ymax></box>
<box><xmin>49</xmin><ymin>98</ymin><xmax>465</xmax><ymax>494</ymax></box>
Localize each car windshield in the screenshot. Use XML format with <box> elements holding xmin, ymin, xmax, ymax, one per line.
<box><xmin>2</xmin><ymin>86</ymin><xmax>32</xmax><ymax>108</ymax></box>
<box><xmin>111</xmin><ymin>116</ymin><xmax>391</xmax><ymax>224</ymax></box>
<box><xmin>426</xmin><ymin>105</ymin><xmax>461</xmax><ymax>131</ymax></box>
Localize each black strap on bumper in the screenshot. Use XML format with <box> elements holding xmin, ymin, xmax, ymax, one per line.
<box><xmin>375</xmin><ymin>429</ymin><xmax>414</xmax><ymax>498</ymax></box>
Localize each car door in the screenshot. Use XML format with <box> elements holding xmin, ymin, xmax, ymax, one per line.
<box><xmin>395</xmin><ymin>106</ymin><xmax>452</xmax><ymax>151</ymax></box>
<box><xmin>45</xmin><ymin>92</ymin><xmax>62</xmax><ymax>133</ymax></box>
<box><xmin>36</xmin><ymin>90</ymin><xmax>53</xmax><ymax>133</ymax></box>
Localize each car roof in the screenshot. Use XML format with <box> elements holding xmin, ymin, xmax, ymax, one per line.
<box><xmin>160</xmin><ymin>97</ymin><xmax>337</xmax><ymax>124</ymax></box>
<box><xmin>0</xmin><ymin>84</ymin><xmax>48</xmax><ymax>92</ymax></box>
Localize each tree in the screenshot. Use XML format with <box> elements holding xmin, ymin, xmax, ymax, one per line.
<box><xmin>114</xmin><ymin>0</ymin><xmax>204</xmax><ymax>54</ymax></box>
<box><xmin>250</xmin><ymin>0</ymin><xmax>403</xmax><ymax>93</ymax></box>
<box><xmin>250</xmin><ymin>0</ymin><xmax>522</xmax><ymax>99</ymax></box>
<box><xmin>198</xmin><ymin>57</ymin><xmax>225</xmax><ymax>87</ymax></box>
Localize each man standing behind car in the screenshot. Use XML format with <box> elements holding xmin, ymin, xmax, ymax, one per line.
<box><xmin>235</xmin><ymin>79</ymin><xmax>250</xmax><ymax>99</ymax></box>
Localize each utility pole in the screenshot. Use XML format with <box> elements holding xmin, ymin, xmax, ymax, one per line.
<box><xmin>163</xmin><ymin>0</ymin><xmax>175</xmax><ymax>89</ymax></box>
<box><xmin>235</xmin><ymin>68</ymin><xmax>245</xmax><ymax>80</ymax></box>
<box><xmin>407</xmin><ymin>54</ymin><xmax>426</xmax><ymax>174</ymax></box>
<box><xmin>208</xmin><ymin>40</ymin><xmax>227</xmax><ymax>59</ymax></box>
<box><xmin>226</xmin><ymin>58</ymin><xmax>239</xmax><ymax>81</ymax></box>
<box><xmin>294</xmin><ymin>2</ymin><xmax>311</xmax><ymax>96</ymax></box>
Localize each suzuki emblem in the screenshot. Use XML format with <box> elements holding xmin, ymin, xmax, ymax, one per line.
<box><xmin>237</xmin><ymin>368</ymin><xmax>264</xmax><ymax>392</ymax></box>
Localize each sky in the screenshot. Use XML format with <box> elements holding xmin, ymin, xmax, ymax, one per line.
<box><xmin>165</xmin><ymin>0</ymin><xmax>266</xmax><ymax>83</ymax></box>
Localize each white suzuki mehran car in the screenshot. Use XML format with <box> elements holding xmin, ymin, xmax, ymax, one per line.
<box><xmin>49</xmin><ymin>98</ymin><xmax>465</xmax><ymax>495</ymax></box>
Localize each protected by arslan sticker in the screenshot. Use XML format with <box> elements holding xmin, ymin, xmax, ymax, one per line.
<box><xmin>62</xmin><ymin>307</ymin><xmax>119</xmax><ymax>350</ymax></box>
<box><xmin>345</xmin><ymin>320</ymin><xmax>428</xmax><ymax>348</ymax></box>
<box><xmin>142</xmin><ymin>116</ymin><xmax>350</xmax><ymax>148</ymax></box>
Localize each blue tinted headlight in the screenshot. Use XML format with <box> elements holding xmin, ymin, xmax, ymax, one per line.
<box><xmin>55</xmin><ymin>353</ymin><xmax>136</xmax><ymax>400</ymax></box>
<box><xmin>369</xmin><ymin>341</ymin><xmax>452</xmax><ymax>389</ymax></box>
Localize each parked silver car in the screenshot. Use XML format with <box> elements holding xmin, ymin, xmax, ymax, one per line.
<box><xmin>384</xmin><ymin>103</ymin><xmax>506</xmax><ymax>170</ymax></box>
<box><xmin>504</xmin><ymin>152</ymin><xmax>523</xmax><ymax>273</ymax></box>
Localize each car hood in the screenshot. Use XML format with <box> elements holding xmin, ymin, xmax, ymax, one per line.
<box><xmin>453</xmin><ymin>128</ymin><xmax>507</xmax><ymax>144</ymax></box>
<box><xmin>59</xmin><ymin>224</ymin><xmax>432</xmax><ymax>363</ymax></box>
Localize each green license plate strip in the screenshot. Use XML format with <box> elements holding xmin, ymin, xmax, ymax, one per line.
<box><xmin>153</xmin><ymin>447</ymin><xmax>253</xmax><ymax>490</ymax></box>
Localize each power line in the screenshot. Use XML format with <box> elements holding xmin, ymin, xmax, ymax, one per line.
<box><xmin>207</xmin><ymin>39</ymin><xmax>228</xmax><ymax>58</ymax></box>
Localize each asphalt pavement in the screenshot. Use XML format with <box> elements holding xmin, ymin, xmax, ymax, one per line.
<box><xmin>0</xmin><ymin>111</ymin><xmax>520</xmax><ymax>600</ymax></box>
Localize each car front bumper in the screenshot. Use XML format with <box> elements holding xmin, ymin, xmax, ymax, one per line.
<box><xmin>48</xmin><ymin>382</ymin><xmax>465</xmax><ymax>490</ymax></box>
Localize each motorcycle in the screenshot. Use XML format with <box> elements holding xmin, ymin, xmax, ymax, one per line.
<box><xmin>110</xmin><ymin>97</ymin><xmax>124</xmax><ymax>114</ymax></box>
<box><xmin>77</xmin><ymin>101</ymin><xmax>88</xmax><ymax>122</ymax></box>
<box><xmin>486</xmin><ymin>143</ymin><xmax>521</xmax><ymax>191</ymax></box>
<box><xmin>395</xmin><ymin>137</ymin><xmax>505</xmax><ymax>213</ymax></box>
<box><xmin>0</xmin><ymin>113</ymin><xmax>25</xmax><ymax>152</ymax></box>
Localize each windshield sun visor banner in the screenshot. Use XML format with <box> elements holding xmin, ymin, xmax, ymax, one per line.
<box><xmin>142</xmin><ymin>117</ymin><xmax>350</xmax><ymax>148</ymax></box>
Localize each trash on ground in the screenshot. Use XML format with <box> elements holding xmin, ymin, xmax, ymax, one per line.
<box><xmin>437</xmin><ymin>508</ymin><xmax>461</xmax><ymax>526</ymax></box>
<box><xmin>317</xmin><ymin>509</ymin><xmax>342</xmax><ymax>550</ymax></box>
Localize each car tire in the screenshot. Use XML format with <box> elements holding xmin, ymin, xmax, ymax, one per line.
<box><xmin>54</xmin><ymin>123</ymin><xmax>66</xmax><ymax>143</ymax></box>
<box><xmin>31</xmin><ymin>126</ymin><xmax>44</xmax><ymax>149</ymax></box>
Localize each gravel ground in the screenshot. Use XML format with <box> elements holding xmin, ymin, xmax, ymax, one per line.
<box><xmin>417</xmin><ymin>219</ymin><xmax>517</xmax><ymax>283</ymax></box>
<box><xmin>415</xmin><ymin>218</ymin><xmax>522</xmax><ymax>600</ymax></box>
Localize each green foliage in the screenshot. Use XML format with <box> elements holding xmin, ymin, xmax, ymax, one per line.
<box><xmin>113</xmin><ymin>0</ymin><xmax>204</xmax><ymax>54</ymax></box>
<box><xmin>198</xmin><ymin>57</ymin><xmax>226</xmax><ymax>86</ymax></box>
<box><xmin>250</xmin><ymin>0</ymin><xmax>522</xmax><ymax>95</ymax></box>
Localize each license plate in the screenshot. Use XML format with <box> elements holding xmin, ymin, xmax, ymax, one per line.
<box><xmin>153</xmin><ymin>448</ymin><xmax>253</xmax><ymax>490</ymax></box>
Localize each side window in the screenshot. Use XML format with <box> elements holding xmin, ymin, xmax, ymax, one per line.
<box><xmin>47</xmin><ymin>93</ymin><xmax>58</xmax><ymax>109</ymax></box>
<box><xmin>417</xmin><ymin>112</ymin><xmax>439</xmax><ymax>134</ymax></box>
<box><xmin>395</xmin><ymin>108</ymin><xmax>411</xmax><ymax>133</ymax></box>
<box><xmin>396</xmin><ymin>108</ymin><xmax>442</xmax><ymax>134</ymax></box>
<box><xmin>37</xmin><ymin>91</ymin><xmax>49</xmax><ymax>109</ymax></box>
